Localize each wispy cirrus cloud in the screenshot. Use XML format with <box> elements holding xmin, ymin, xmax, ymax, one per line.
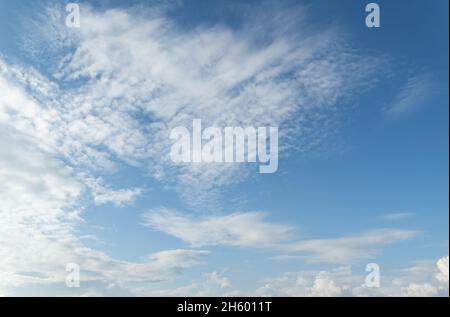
<box><xmin>143</xmin><ymin>208</ymin><xmax>419</xmax><ymax>263</ymax></box>
<box><xmin>286</xmin><ymin>229</ymin><xmax>419</xmax><ymax>263</ymax></box>
<box><xmin>385</xmin><ymin>73</ymin><xmax>436</xmax><ymax>115</ymax></box>
<box><xmin>11</xmin><ymin>2</ymin><xmax>389</xmax><ymax>209</ymax></box>
<box><xmin>381</xmin><ymin>212</ymin><xmax>414</xmax><ymax>221</ymax></box>
<box><xmin>142</xmin><ymin>208</ymin><xmax>296</xmax><ymax>248</ymax></box>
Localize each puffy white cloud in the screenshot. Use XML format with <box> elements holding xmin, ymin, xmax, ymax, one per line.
<box><xmin>310</xmin><ymin>272</ymin><xmax>343</xmax><ymax>297</ymax></box>
<box><xmin>136</xmin><ymin>270</ymin><xmax>232</xmax><ymax>297</ymax></box>
<box><xmin>436</xmin><ymin>256</ymin><xmax>449</xmax><ymax>283</ymax></box>
<box><xmin>80</xmin><ymin>255</ymin><xmax>450</xmax><ymax>297</ymax></box>
<box><xmin>255</xmin><ymin>255</ymin><xmax>449</xmax><ymax>297</ymax></box>
<box><xmin>204</xmin><ymin>271</ymin><xmax>232</xmax><ymax>289</ymax></box>
<box><xmin>401</xmin><ymin>283</ymin><xmax>438</xmax><ymax>297</ymax></box>
<box><xmin>255</xmin><ymin>270</ymin><xmax>347</xmax><ymax>297</ymax></box>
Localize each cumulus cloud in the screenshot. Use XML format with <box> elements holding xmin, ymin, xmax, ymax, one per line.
<box><xmin>255</xmin><ymin>270</ymin><xmax>347</xmax><ymax>297</ymax></box>
<box><xmin>436</xmin><ymin>256</ymin><xmax>449</xmax><ymax>283</ymax></box>
<box><xmin>205</xmin><ymin>271</ymin><xmax>232</xmax><ymax>289</ymax></box>
<box><xmin>401</xmin><ymin>283</ymin><xmax>438</xmax><ymax>297</ymax></box>
<box><xmin>256</xmin><ymin>255</ymin><xmax>449</xmax><ymax>297</ymax></box>
<box><xmin>139</xmin><ymin>270</ymin><xmax>233</xmax><ymax>297</ymax></box>
<box><xmin>310</xmin><ymin>272</ymin><xmax>343</xmax><ymax>297</ymax></box>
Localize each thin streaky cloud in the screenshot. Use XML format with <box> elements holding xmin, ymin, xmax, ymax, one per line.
<box><xmin>385</xmin><ymin>73</ymin><xmax>436</xmax><ymax>115</ymax></box>
<box><xmin>143</xmin><ymin>208</ymin><xmax>420</xmax><ymax>264</ymax></box>
<box><xmin>381</xmin><ymin>212</ymin><xmax>414</xmax><ymax>221</ymax></box>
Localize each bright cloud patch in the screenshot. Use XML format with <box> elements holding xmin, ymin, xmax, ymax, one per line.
<box><xmin>286</xmin><ymin>229</ymin><xmax>420</xmax><ymax>263</ymax></box>
<box><xmin>256</xmin><ymin>256</ymin><xmax>449</xmax><ymax>297</ymax></box>
<box><xmin>143</xmin><ymin>208</ymin><xmax>296</xmax><ymax>248</ymax></box>
<box><xmin>143</xmin><ymin>209</ymin><xmax>419</xmax><ymax>264</ymax></box>
<box><xmin>13</xmin><ymin>3</ymin><xmax>389</xmax><ymax>208</ymax></box>
<box><xmin>0</xmin><ymin>0</ymin><xmax>446</xmax><ymax>297</ymax></box>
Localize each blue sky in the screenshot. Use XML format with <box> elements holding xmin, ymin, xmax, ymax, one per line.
<box><xmin>0</xmin><ymin>0</ymin><xmax>448</xmax><ymax>296</ymax></box>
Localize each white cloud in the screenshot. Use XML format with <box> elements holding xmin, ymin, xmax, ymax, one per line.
<box><xmin>136</xmin><ymin>270</ymin><xmax>232</xmax><ymax>297</ymax></box>
<box><xmin>100</xmin><ymin>249</ymin><xmax>210</xmax><ymax>284</ymax></box>
<box><xmin>143</xmin><ymin>208</ymin><xmax>419</xmax><ymax>263</ymax></box>
<box><xmin>256</xmin><ymin>255</ymin><xmax>449</xmax><ymax>297</ymax></box>
<box><xmin>401</xmin><ymin>283</ymin><xmax>438</xmax><ymax>297</ymax></box>
<box><xmin>205</xmin><ymin>271</ymin><xmax>232</xmax><ymax>289</ymax></box>
<box><xmin>0</xmin><ymin>78</ymin><xmax>208</xmax><ymax>293</ymax></box>
<box><xmin>386</xmin><ymin>73</ymin><xmax>435</xmax><ymax>115</ymax></box>
<box><xmin>381</xmin><ymin>212</ymin><xmax>413</xmax><ymax>221</ymax></box>
<box><xmin>310</xmin><ymin>272</ymin><xmax>343</xmax><ymax>297</ymax></box>
<box><xmin>9</xmin><ymin>3</ymin><xmax>388</xmax><ymax>208</ymax></box>
<box><xmin>142</xmin><ymin>208</ymin><xmax>295</xmax><ymax>248</ymax></box>
<box><xmin>255</xmin><ymin>270</ymin><xmax>348</xmax><ymax>297</ymax></box>
<box><xmin>287</xmin><ymin>229</ymin><xmax>419</xmax><ymax>263</ymax></box>
<box><xmin>0</xmin><ymin>2</ymin><xmax>438</xmax><ymax>296</ymax></box>
<box><xmin>436</xmin><ymin>256</ymin><xmax>449</xmax><ymax>283</ymax></box>
<box><xmin>0</xmin><ymin>248</ymin><xmax>210</xmax><ymax>296</ymax></box>
<box><xmin>0</xmin><ymin>125</ymin><xmax>82</xmax><ymax>288</ymax></box>
<box><xmin>83</xmin><ymin>176</ymin><xmax>143</xmax><ymax>207</ymax></box>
